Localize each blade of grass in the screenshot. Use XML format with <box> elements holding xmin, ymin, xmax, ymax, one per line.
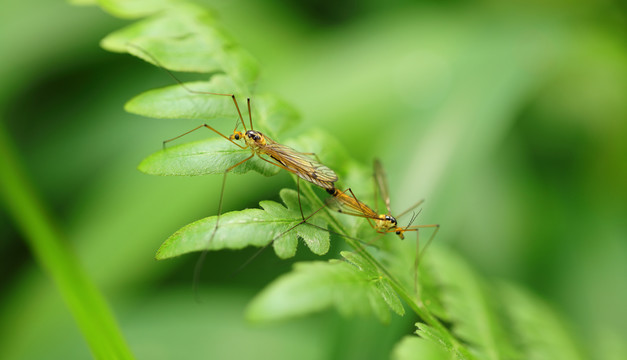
<box><xmin>0</xmin><ymin>124</ymin><xmax>134</xmax><ymax>360</ymax></box>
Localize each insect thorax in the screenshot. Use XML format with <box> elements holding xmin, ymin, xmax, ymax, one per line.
<box><xmin>245</xmin><ymin>130</ymin><xmax>266</xmax><ymax>146</ymax></box>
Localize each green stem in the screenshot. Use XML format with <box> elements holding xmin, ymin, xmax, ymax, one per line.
<box><xmin>0</xmin><ymin>124</ymin><xmax>134</xmax><ymax>359</ymax></box>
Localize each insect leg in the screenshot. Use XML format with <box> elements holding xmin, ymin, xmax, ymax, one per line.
<box><xmin>192</xmin><ymin>152</ymin><xmax>255</xmax><ymax>295</ymax></box>
<box><xmin>163</xmin><ymin>124</ymin><xmax>247</xmax><ymax>149</ymax></box>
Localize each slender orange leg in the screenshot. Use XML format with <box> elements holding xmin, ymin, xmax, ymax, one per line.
<box><xmin>346</xmin><ymin>188</ymin><xmax>378</xmax><ymax>231</ymax></box>
<box><xmin>301</xmin><ymin>152</ymin><xmax>323</xmax><ymax>164</ymax></box>
<box><xmin>127</xmin><ymin>42</ymin><xmax>249</xmax><ymax>132</ymax></box>
<box><xmin>162</xmin><ymin>124</ymin><xmax>247</xmax><ymax>149</ymax></box>
<box><xmin>296</xmin><ymin>178</ymin><xmax>305</xmax><ymax>221</ymax></box>
<box><xmin>255</xmin><ymin>154</ymin><xmax>303</xmax><ymax>177</ymax></box>
<box><xmin>396</xmin><ymin>223</ymin><xmax>439</xmax><ymax>298</ymax></box>
<box><xmin>247</xmin><ymin>98</ymin><xmax>254</xmax><ymax>131</ymax></box>
<box><xmin>192</xmin><ymin>152</ymin><xmax>255</xmax><ymax>296</ymax></box>
<box><xmin>395</xmin><ymin>199</ymin><xmax>426</xmax><ymax>219</ymax></box>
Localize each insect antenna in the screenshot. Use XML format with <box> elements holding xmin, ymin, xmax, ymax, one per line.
<box><xmin>404</xmin><ymin>209</ymin><xmax>421</xmax><ymax>230</ymax></box>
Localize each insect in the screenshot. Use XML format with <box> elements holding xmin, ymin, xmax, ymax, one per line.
<box><xmin>243</xmin><ymin>160</ymin><xmax>439</xmax><ymax>285</ymax></box>
<box><xmin>163</xmin><ymin>98</ymin><xmax>338</xmax><ymax>190</ymax></box>
<box><xmin>326</xmin><ymin>160</ymin><xmax>439</xmax><ymax>293</ymax></box>
<box><xmin>325</xmin><ymin>159</ymin><xmax>439</xmax><ymax>242</ymax></box>
<box><xmin>129</xmin><ymin>44</ymin><xmax>338</xmax><ymax>190</ymax></box>
<box><xmin>266</xmin><ymin>159</ymin><xmax>438</xmax><ymax>294</ymax></box>
<box><xmin>159</xmin><ymin>83</ymin><xmax>339</xmax><ymax>232</ymax></box>
<box><xmin>128</xmin><ymin>44</ymin><xmax>338</xmax><ymax>287</ymax></box>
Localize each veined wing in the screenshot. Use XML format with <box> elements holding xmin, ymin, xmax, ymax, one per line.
<box><xmin>261</xmin><ymin>141</ymin><xmax>338</xmax><ymax>189</ymax></box>
<box><xmin>327</xmin><ymin>190</ymin><xmax>379</xmax><ymax>219</ymax></box>
<box><xmin>373</xmin><ymin>159</ymin><xmax>392</xmax><ymax>214</ymax></box>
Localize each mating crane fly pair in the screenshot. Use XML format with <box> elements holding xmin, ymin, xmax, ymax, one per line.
<box><xmin>132</xmin><ymin>45</ymin><xmax>438</xmax><ymax>274</ymax></box>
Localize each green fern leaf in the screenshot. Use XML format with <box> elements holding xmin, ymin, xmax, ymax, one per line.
<box><xmin>247</xmin><ymin>251</ymin><xmax>404</xmax><ymax>323</ymax></box>
<box><xmin>137</xmin><ymin>137</ymin><xmax>280</xmax><ymax>177</ymax></box>
<box><xmin>392</xmin><ymin>335</ymin><xmax>455</xmax><ymax>360</ymax></box>
<box><xmin>497</xmin><ymin>283</ymin><xmax>585</xmax><ymax>360</ymax></box>
<box><xmin>97</xmin><ymin>0</ymin><xmax>177</xmax><ymax>19</ymax></box>
<box><xmin>100</xmin><ymin>4</ymin><xmax>258</xmax><ymax>86</ymax></box>
<box><xmin>429</xmin><ymin>248</ymin><xmax>520</xmax><ymax>360</ymax></box>
<box><xmin>124</xmin><ymin>77</ymin><xmax>243</xmax><ymax>120</ymax></box>
<box><xmin>125</xmin><ymin>75</ymin><xmax>299</xmax><ymax>137</ymax></box>
<box><xmin>415</xmin><ymin>323</ymin><xmax>477</xmax><ymax>360</ymax></box>
<box><xmin>156</xmin><ymin>189</ymin><xmax>329</xmax><ymax>260</ymax></box>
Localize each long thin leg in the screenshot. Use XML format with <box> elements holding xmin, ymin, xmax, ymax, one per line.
<box><xmin>231</xmin><ymin>186</ymin><xmax>337</xmax><ymax>277</ymax></box>
<box><xmin>255</xmin><ymin>154</ymin><xmax>302</xmax><ymax>177</ymax></box>
<box><xmin>233</xmin><ymin>186</ymin><xmax>405</xmax><ymax>275</ymax></box>
<box><xmin>395</xmin><ymin>199</ymin><xmax>426</xmax><ymax>219</ymax></box>
<box><xmin>247</xmin><ymin>98</ymin><xmax>254</xmax><ymax>131</ymax></box>
<box><xmin>413</xmin><ymin>224</ymin><xmax>440</xmax><ymax>268</ymax></box>
<box><xmin>347</xmin><ymin>188</ymin><xmax>377</xmax><ymax>231</ymax></box>
<box><xmin>126</xmin><ymin>43</ymin><xmax>249</xmax><ymax>132</ymax></box>
<box><xmin>231</xmin><ymin>212</ymin><xmax>369</xmax><ymax>277</ymax></box>
<box><xmin>192</xmin><ymin>152</ymin><xmax>255</xmax><ymax>298</ymax></box>
<box><xmin>296</xmin><ymin>178</ymin><xmax>305</xmax><ymax>221</ymax></box>
<box><xmin>209</xmin><ymin>153</ymin><xmax>256</xmax><ymax>242</ymax></box>
<box><xmin>300</xmin><ymin>152</ymin><xmax>323</xmax><ymax>164</ymax></box>
<box><xmin>403</xmin><ymin>224</ymin><xmax>439</xmax><ymax>299</ymax></box>
<box><xmin>413</xmin><ymin>229</ymin><xmax>420</xmax><ymax>298</ymax></box>
<box><xmin>163</xmin><ymin>124</ymin><xmax>247</xmax><ymax>149</ymax></box>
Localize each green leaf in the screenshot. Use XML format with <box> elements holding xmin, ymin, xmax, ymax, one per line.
<box><xmin>138</xmin><ymin>137</ymin><xmax>280</xmax><ymax>177</ymax></box>
<box><xmin>497</xmin><ymin>282</ymin><xmax>585</xmax><ymax>360</ymax></box>
<box><xmin>100</xmin><ymin>6</ymin><xmax>209</xmax><ymax>51</ymax></box>
<box><xmin>392</xmin><ymin>335</ymin><xmax>455</xmax><ymax>360</ymax></box>
<box><xmin>252</xmin><ymin>94</ymin><xmax>300</xmax><ymax>137</ymax></box>
<box><xmin>415</xmin><ymin>323</ymin><xmax>477</xmax><ymax>360</ymax></box>
<box><xmin>429</xmin><ymin>248</ymin><xmax>520</xmax><ymax>360</ymax></box>
<box><xmin>340</xmin><ymin>250</ymin><xmax>378</xmax><ymax>275</ymax></box>
<box><xmin>375</xmin><ymin>277</ymin><xmax>405</xmax><ymax>316</ymax></box>
<box><xmin>126</xmin><ymin>33</ymin><xmax>227</xmax><ymax>74</ymax></box>
<box><xmin>125</xmin><ymin>77</ymin><xmax>243</xmax><ymax>120</ymax></box>
<box><xmin>100</xmin><ymin>5</ymin><xmax>259</xmax><ymax>86</ymax></box>
<box><xmin>124</xmin><ymin>75</ymin><xmax>299</xmax><ymax>135</ymax></box>
<box><xmin>156</xmin><ymin>189</ymin><xmax>329</xmax><ymax>260</ymax></box>
<box><xmin>97</xmin><ymin>0</ymin><xmax>177</xmax><ymax>19</ymax></box>
<box><xmin>247</xmin><ymin>251</ymin><xmax>405</xmax><ymax>323</ymax></box>
<box><xmin>71</xmin><ymin>0</ymin><xmax>97</xmax><ymax>5</ymax></box>
<box><xmin>400</xmin><ymin>249</ymin><xmax>588</xmax><ymax>360</ymax></box>
<box><xmin>341</xmin><ymin>251</ymin><xmax>405</xmax><ymax>316</ymax></box>
<box><xmin>0</xmin><ymin>124</ymin><xmax>135</xmax><ymax>359</ymax></box>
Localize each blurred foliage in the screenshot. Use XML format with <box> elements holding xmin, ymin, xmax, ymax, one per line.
<box><xmin>1</xmin><ymin>0</ymin><xmax>626</xmax><ymax>359</ymax></box>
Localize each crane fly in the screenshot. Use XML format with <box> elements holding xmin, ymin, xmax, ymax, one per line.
<box><xmin>128</xmin><ymin>44</ymin><xmax>338</xmax><ymax>289</ymax></box>
<box><xmin>163</xmin><ymin>97</ymin><xmax>338</xmax><ymax>191</ymax></box>
<box><xmin>239</xmin><ymin>160</ymin><xmax>439</xmax><ymax>294</ymax></box>
<box><xmin>324</xmin><ymin>159</ymin><xmax>439</xmax><ymax>241</ymax></box>
<box><xmin>129</xmin><ymin>43</ymin><xmax>338</xmax><ymax>191</ymax></box>
<box><xmin>323</xmin><ymin>159</ymin><xmax>439</xmax><ymax>293</ymax></box>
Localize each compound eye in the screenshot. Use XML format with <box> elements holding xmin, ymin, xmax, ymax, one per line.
<box><xmin>395</xmin><ymin>230</ymin><xmax>401</xmax><ymax>235</ymax></box>
<box><xmin>234</xmin><ymin>134</ymin><xmax>240</xmax><ymax>140</ymax></box>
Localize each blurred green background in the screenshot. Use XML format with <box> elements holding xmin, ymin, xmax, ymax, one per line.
<box><xmin>1</xmin><ymin>0</ymin><xmax>626</xmax><ymax>359</ymax></box>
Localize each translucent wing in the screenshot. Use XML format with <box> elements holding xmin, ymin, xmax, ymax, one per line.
<box><xmin>326</xmin><ymin>189</ymin><xmax>379</xmax><ymax>220</ymax></box>
<box><xmin>373</xmin><ymin>159</ymin><xmax>392</xmax><ymax>214</ymax></box>
<box><xmin>262</xmin><ymin>140</ymin><xmax>338</xmax><ymax>189</ymax></box>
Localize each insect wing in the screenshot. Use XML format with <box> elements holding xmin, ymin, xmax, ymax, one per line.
<box><xmin>328</xmin><ymin>190</ymin><xmax>379</xmax><ymax>219</ymax></box>
<box><xmin>263</xmin><ymin>142</ymin><xmax>338</xmax><ymax>189</ymax></box>
<box><xmin>373</xmin><ymin>159</ymin><xmax>392</xmax><ymax>214</ymax></box>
